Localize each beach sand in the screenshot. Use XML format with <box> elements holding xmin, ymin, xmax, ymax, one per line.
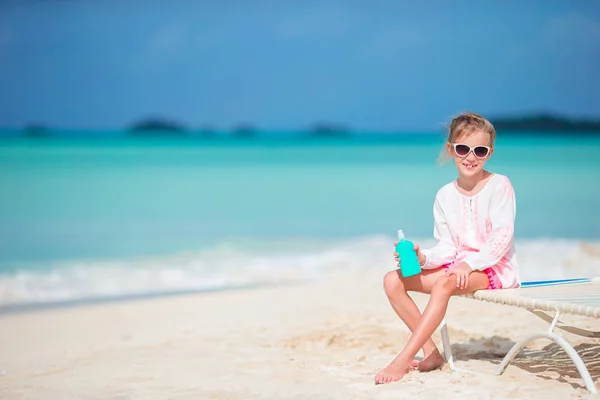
<box><xmin>0</xmin><ymin>268</ymin><xmax>598</xmax><ymax>400</ymax></box>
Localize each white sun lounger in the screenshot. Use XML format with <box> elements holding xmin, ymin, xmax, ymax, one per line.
<box><xmin>439</xmin><ymin>277</ymin><xmax>600</xmax><ymax>394</ymax></box>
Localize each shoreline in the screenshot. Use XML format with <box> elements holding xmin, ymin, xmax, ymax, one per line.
<box><xmin>0</xmin><ymin>268</ymin><xmax>597</xmax><ymax>399</ymax></box>
<box><xmin>0</xmin><ymin>281</ymin><xmax>296</xmax><ymax>317</ymax></box>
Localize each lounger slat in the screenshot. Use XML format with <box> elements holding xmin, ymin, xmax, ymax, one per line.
<box><xmin>463</xmin><ymin>281</ymin><xmax>600</xmax><ymax>319</ymax></box>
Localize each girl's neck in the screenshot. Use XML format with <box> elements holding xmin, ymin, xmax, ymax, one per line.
<box><xmin>456</xmin><ymin>170</ymin><xmax>492</xmax><ymax>194</ymax></box>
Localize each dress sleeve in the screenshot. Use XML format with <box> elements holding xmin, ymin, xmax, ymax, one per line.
<box><xmin>421</xmin><ymin>194</ymin><xmax>458</xmax><ymax>269</ymax></box>
<box><xmin>463</xmin><ymin>177</ymin><xmax>516</xmax><ymax>271</ymax></box>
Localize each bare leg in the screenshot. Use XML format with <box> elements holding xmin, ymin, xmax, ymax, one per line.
<box><xmin>382</xmin><ymin>268</ymin><xmax>447</xmax><ymax>371</ymax></box>
<box><xmin>375</xmin><ymin>271</ymin><xmax>490</xmax><ymax>384</ymax></box>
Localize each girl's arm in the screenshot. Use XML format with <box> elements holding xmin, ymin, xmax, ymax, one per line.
<box><xmin>463</xmin><ymin>177</ymin><xmax>516</xmax><ymax>271</ymax></box>
<box><xmin>421</xmin><ymin>196</ymin><xmax>457</xmax><ymax>269</ymax></box>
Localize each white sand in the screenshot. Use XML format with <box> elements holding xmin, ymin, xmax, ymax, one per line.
<box><xmin>0</xmin><ymin>268</ymin><xmax>598</xmax><ymax>400</ymax></box>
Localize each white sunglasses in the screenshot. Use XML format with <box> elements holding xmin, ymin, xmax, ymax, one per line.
<box><xmin>451</xmin><ymin>143</ymin><xmax>491</xmax><ymax>159</ymax></box>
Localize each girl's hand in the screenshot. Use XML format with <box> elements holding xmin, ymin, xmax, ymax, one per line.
<box><xmin>393</xmin><ymin>242</ymin><xmax>427</xmax><ymax>268</ymax></box>
<box><xmin>393</xmin><ymin>243</ymin><xmax>400</xmax><ymax>268</ymax></box>
<box><xmin>414</xmin><ymin>243</ymin><xmax>426</xmax><ymax>267</ymax></box>
<box><xmin>445</xmin><ymin>262</ymin><xmax>472</xmax><ymax>289</ymax></box>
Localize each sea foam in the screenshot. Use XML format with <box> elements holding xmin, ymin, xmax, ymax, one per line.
<box><xmin>0</xmin><ymin>236</ymin><xmax>598</xmax><ymax>311</ymax></box>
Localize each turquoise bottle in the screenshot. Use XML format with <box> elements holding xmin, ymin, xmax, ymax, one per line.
<box><xmin>396</xmin><ymin>230</ymin><xmax>421</xmax><ymax>277</ymax></box>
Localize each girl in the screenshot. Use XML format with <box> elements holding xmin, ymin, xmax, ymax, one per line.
<box><xmin>374</xmin><ymin>111</ymin><xmax>520</xmax><ymax>384</ymax></box>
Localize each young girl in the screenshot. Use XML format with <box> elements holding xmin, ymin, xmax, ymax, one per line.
<box><xmin>374</xmin><ymin>111</ymin><xmax>520</xmax><ymax>384</ymax></box>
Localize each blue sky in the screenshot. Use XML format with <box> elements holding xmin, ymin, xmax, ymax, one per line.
<box><xmin>0</xmin><ymin>0</ymin><xmax>599</xmax><ymax>131</ymax></box>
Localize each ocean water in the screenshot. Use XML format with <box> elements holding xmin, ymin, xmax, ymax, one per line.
<box><xmin>1</xmin><ymin>133</ymin><xmax>599</xmax><ymax>310</ymax></box>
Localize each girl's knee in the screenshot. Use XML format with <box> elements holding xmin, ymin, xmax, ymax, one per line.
<box><xmin>383</xmin><ymin>270</ymin><xmax>404</xmax><ymax>294</ymax></box>
<box><xmin>432</xmin><ymin>275</ymin><xmax>455</xmax><ymax>294</ymax></box>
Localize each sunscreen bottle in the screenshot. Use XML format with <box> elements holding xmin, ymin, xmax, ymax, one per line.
<box><xmin>395</xmin><ymin>230</ymin><xmax>421</xmax><ymax>277</ymax></box>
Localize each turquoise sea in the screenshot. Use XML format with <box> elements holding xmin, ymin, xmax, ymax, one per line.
<box><xmin>1</xmin><ymin>133</ymin><xmax>599</xmax><ymax>309</ymax></box>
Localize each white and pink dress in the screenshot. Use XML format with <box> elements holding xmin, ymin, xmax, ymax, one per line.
<box><xmin>421</xmin><ymin>173</ymin><xmax>520</xmax><ymax>289</ymax></box>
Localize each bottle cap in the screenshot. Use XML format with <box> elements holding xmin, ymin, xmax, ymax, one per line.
<box><xmin>397</xmin><ymin>229</ymin><xmax>405</xmax><ymax>240</ymax></box>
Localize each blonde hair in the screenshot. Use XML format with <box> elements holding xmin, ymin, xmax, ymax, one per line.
<box><xmin>438</xmin><ymin>111</ymin><xmax>496</xmax><ymax>164</ymax></box>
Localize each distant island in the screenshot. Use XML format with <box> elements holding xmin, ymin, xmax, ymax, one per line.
<box><xmin>490</xmin><ymin>114</ymin><xmax>600</xmax><ymax>133</ymax></box>
<box><xmin>23</xmin><ymin>123</ymin><xmax>52</xmax><ymax>138</ymax></box>
<box><xmin>13</xmin><ymin>112</ymin><xmax>599</xmax><ymax>139</ymax></box>
<box><xmin>306</xmin><ymin>122</ymin><xmax>352</xmax><ymax>138</ymax></box>
<box><xmin>127</xmin><ymin>117</ymin><xmax>187</xmax><ymax>136</ymax></box>
<box><xmin>124</xmin><ymin>118</ymin><xmax>354</xmax><ymax>139</ymax></box>
<box><xmin>231</xmin><ymin>123</ymin><xmax>257</xmax><ymax>138</ymax></box>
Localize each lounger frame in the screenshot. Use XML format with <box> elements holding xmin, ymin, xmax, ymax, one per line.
<box><xmin>439</xmin><ymin>280</ymin><xmax>600</xmax><ymax>394</ymax></box>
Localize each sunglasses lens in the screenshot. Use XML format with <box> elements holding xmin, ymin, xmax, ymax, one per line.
<box><xmin>474</xmin><ymin>147</ymin><xmax>489</xmax><ymax>158</ymax></box>
<box><xmin>454</xmin><ymin>144</ymin><xmax>470</xmax><ymax>156</ymax></box>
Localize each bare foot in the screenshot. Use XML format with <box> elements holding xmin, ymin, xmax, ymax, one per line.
<box><xmin>374</xmin><ymin>356</ymin><xmax>411</xmax><ymax>384</ymax></box>
<box><xmin>410</xmin><ymin>350</ymin><xmax>445</xmax><ymax>372</ymax></box>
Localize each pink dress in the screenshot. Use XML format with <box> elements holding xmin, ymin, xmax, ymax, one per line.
<box><xmin>421</xmin><ymin>173</ymin><xmax>520</xmax><ymax>289</ymax></box>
